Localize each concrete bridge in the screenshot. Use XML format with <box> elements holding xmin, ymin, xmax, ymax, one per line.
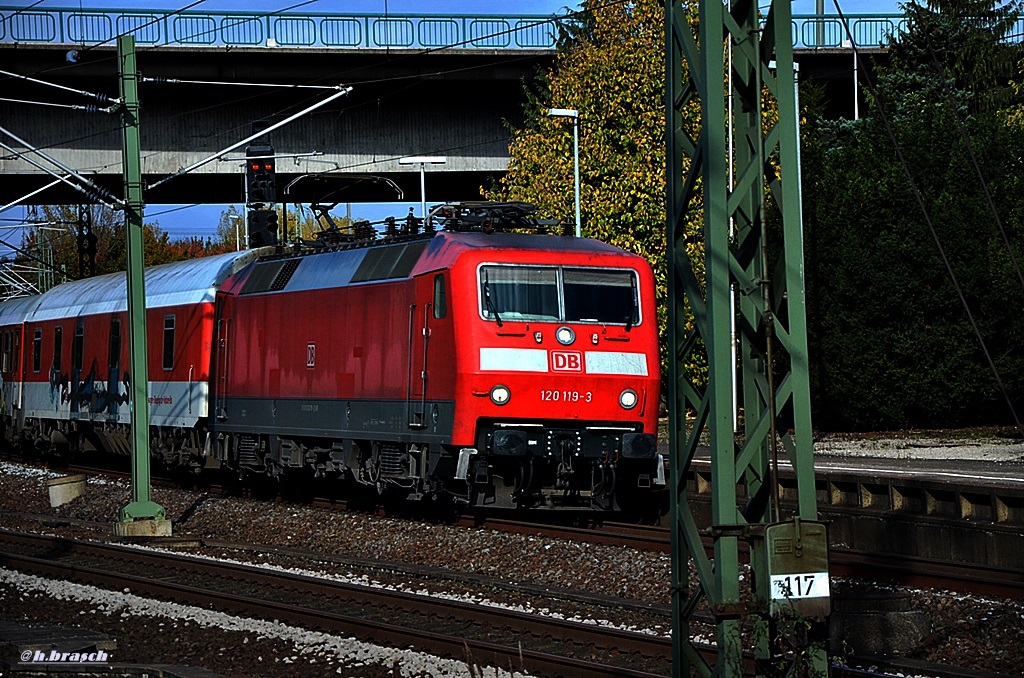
<box><xmin>0</xmin><ymin>6</ymin><xmax>914</xmax><ymax>207</ymax></box>
<box><xmin>0</xmin><ymin>8</ymin><xmax>567</xmax><ymax>206</ymax></box>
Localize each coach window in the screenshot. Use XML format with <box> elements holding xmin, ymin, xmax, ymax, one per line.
<box><xmin>108</xmin><ymin>318</ymin><xmax>121</xmax><ymax>374</ymax></box>
<box><xmin>72</xmin><ymin>323</ymin><xmax>84</xmax><ymax>372</ymax></box>
<box><xmin>163</xmin><ymin>315</ymin><xmax>175</xmax><ymax>371</ymax></box>
<box><xmin>32</xmin><ymin>329</ymin><xmax>41</xmax><ymax>373</ymax></box>
<box><xmin>2</xmin><ymin>332</ymin><xmax>9</xmax><ymax>373</ymax></box>
<box><xmin>52</xmin><ymin>327</ymin><xmax>63</xmax><ymax>374</ymax></box>
<box><xmin>433</xmin><ymin>274</ymin><xmax>447</xmax><ymax>319</ymax></box>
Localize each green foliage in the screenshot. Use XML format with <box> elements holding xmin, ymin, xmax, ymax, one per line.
<box><xmin>890</xmin><ymin>0</ymin><xmax>1023</xmax><ymax>112</ymax></box>
<box><xmin>212</xmin><ymin>205</ymin><xmax>247</xmax><ymax>252</ymax></box>
<box><xmin>802</xmin><ymin>0</ymin><xmax>1024</xmax><ymax>429</ymax></box>
<box><xmin>490</xmin><ymin>0</ymin><xmax>703</xmax><ymax>384</ymax></box>
<box><xmin>1001</xmin><ymin>58</ymin><xmax>1024</xmax><ymax>126</ymax></box>
<box><xmin>210</xmin><ymin>205</ymin><xmax>351</xmax><ymax>251</ymax></box>
<box><xmin>17</xmin><ymin>205</ymin><xmax>227</xmax><ymax>291</ymax></box>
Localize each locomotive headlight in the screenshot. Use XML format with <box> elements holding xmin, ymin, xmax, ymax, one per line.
<box><xmin>619</xmin><ymin>388</ymin><xmax>639</xmax><ymax>410</ymax></box>
<box><xmin>555</xmin><ymin>326</ymin><xmax>575</xmax><ymax>345</ymax></box>
<box><xmin>490</xmin><ymin>384</ymin><xmax>511</xmax><ymax>405</ymax></box>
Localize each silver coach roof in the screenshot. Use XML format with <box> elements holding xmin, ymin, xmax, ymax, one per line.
<box><xmin>22</xmin><ymin>249</ymin><xmax>265</xmax><ymax>323</ymax></box>
<box><xmin>0</xmin><ymin>294</ymin><xmax>45</xmax><ymax>328</ymax></box>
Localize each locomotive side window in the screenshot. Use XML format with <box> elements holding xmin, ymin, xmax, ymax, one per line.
<box><xmin>72</xmin><ymin>323</ymin><xmax>84</xmax><ymax>372</ymax></box>
<box><xmin>563</xmin><ymin>268</ymin><xmax>638</xmax><ymax>325</ymax></box>
<box><xmin>480</xmin><ymin>266</ymin><xmax>559</xmax><ymax>322</ymax></box>
<box><xmin>2</xmin><ymin>332</ymin><xmax>9</xmax><ymax>373</ymax></box>
<box><xmin>479</xmin><ymin>265</ymin><xmax>640</xmax><ymax>325</ymax></box>
<box><xmin>109</xmin><ymin>318</ymin><xmax>121</xmax><ymax>374</ymax></box>
<box><xmin>433</xmin><ymin>274</ymin><xmax>447</xmax><ymax>319</ymax></box>
<box><xmin>32</xmin><ymin>329</ymin><xmax>41</xmax><ymax>373</ymax></box>
<box><xmin>52</xmin><ymin>326</ymin><xmax>63</xmax><ymax>373</ymax></box>
<box><xmin>163</xmin><ymin>315</ymin><xmax>175</xmax><ymax>370</ymax></box>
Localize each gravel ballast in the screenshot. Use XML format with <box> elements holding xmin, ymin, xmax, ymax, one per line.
<box><xmin>0</xmin><ymin>457</ymin><xmax>1022</xmax><ymax>676</ymax></box>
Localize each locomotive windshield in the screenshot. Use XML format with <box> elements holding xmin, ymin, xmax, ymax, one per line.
<box><xmin>480</xmin><ymin>265</ymin><xmax>639</xmax><ymax>325</ymax></box>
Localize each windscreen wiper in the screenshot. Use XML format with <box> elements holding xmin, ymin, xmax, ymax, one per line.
<box><xmin>483</xmin><ymin>271</ymin><xmax>503</xmax><ymax>327</ymax></box>
<box><xmin>625</xmin><ymin>286</ymin><xmax>637</xmax><ymax>332</ymax></box>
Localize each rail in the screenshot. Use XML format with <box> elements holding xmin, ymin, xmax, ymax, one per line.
<box><xmin>3</xmin><ymin>7</ymin><xmax>1021</xmax><ymax>51</ymax></box>
<box><xmin>0</xmin><ymin>523</ymin><xmax>1002</xmax><ymax>677</ymax></box>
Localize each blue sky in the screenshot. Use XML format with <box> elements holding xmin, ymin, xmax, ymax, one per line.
<box><xmin>2</xmin><ymin>0</ymin><xmax>903</xmax><ymax>246</ymax></box>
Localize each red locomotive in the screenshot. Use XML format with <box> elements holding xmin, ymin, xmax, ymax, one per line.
<box><xmin>0</xmin><ymin>203</ymin><xmax>663</xmax><ymax>510</ymax></box>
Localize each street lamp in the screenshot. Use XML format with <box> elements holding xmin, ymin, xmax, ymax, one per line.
<box><xmin>399</xmin><ymin>156</ymin><xmax>447</xmax><ymax>219</ymax></box>
<box><xmin>546</xmin><ymin>108</ymin><xmax>580</xmax><ymax>237</ymax></box>
<box><xmin>229</xmin><ymin>214</ymin><xmax>242</xmax><ymax>251</ymax></box>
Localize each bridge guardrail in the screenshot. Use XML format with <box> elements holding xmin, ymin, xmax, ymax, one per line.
<box><xmin>792</xmin><ymin>13</ymin><xmax>1024</xmax><ymax>48</ymax></box>
<box><xmin>2</xmin><ymin>8</ymin><xmax>1019</xmax><ymax>51</ymax></box>
<box><xmin>794</xmin><ymin>15</ymin><xmax>908</xmax><ymax>48</ymax></box>
<box><xmin>0</xmin><ymin>7</ymin><xmax>563</xmax><ymax>49</ymax></box>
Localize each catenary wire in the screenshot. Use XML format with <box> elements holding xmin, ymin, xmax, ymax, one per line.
<box><xmin>1</xmin><ymin>1</ymin><xmax>572</xmax><ymax>187</ymax></box>
<box><xmin>2</xmin><ymin>0</ymin><xmax>618</xmax><ymax>233</ymax></box>
<box><xmin>0</xmin><ymin>68</ymin><xmax>118</xmax><ymax>104</ymax></box>
<box><xmin>0</xmin><ymin>97</ymin><xmax>116</xmax><ymax>113</ymax></box>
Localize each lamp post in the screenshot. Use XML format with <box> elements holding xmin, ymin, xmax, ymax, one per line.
<box><xmin>229</xmin><ymin>214</ymin><xmax>242</xmax><ymax>251</ymax></box>
<box><xmin>546</xmin><ymin>108</ymin><xmax>580</xmax><ymax>237</ymax></box>
<box><xmin>399</xmin><ymin>156</ymin><xmax>447</xmax><ymax>219</ymax></box>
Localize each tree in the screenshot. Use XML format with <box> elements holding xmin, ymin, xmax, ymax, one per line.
<box><xmin>801</xmin><ymin>0</ymin><xmax>1024</xmax><ymax>429</ymax></box>
<box><xmin>212</xmin><ymin>206</ymin><xmax>246</xmax><ymax>252</ymax></box>
<box><xmin>489</xmin><ymin>0</ymin><xmax>704</xmax><ymax>384</ymax></box>
<box><xmin>210</xmin><ymin>204</ymin><xmax>352</xmax><ymax>251</ymax></box>
<box><xmin>15</xmin><ymin>205</ymin><xmax>224</xmax><ymax>292</ymax></box>
<box><xmin>888</xmin><ymin>0</ymin><xmax>1023</xmax><ymax>113</ymax></box>
<box><xmin>492</xmin><ymin>0</ymin><xmax>670</xmax><ymax>248</ymax></box>
<box><xmin>1000</xmin><ymin>58</ymin><xmax>1024</xmax><ymax>126</ymax></box>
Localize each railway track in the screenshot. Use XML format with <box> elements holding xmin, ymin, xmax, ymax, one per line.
<box><xmin>0</xmin><ymin>526</ymin><xmax>1008</xmax><ymax>678</ymax></box>
<box><xmin>38</xmin><ymin>461</ymin><xmax>1024</xmax><ymax>599</ymax></box>
<box><xmin>487</xmin><ymin>517</ymin><xmax>1024</xmax><ymax>600</ymax></box>
<box><xmin>0</xmin><ymin>528</ymin><xmax>672</xmax><ymax>677</ymax></box>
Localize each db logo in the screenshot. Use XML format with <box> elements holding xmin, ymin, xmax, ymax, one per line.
<box><xmin>550</xmin><ymin>350</ymin><xmax>583</xmax><ymax>372</ymax></box>
<box><xmin>307</xmin><ymin>343</ymin><xmax>316</xmax><ymax>368</ymax></box>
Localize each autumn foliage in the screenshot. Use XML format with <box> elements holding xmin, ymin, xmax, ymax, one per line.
<box><xmin>490</xmin><ymin>0</ymin><xmax>697</xmax><ymax>382</ymax></box>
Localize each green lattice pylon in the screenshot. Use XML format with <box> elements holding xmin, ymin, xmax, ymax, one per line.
<box><xmin>665</xmin><ymin>0</ymin><xmax>829</xmax><ymax>674</ymax></box>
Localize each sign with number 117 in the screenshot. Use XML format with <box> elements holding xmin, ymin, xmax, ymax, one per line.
<box><xmin>770</xmin><ymin>572</ymin><xmax>830</xmax><ymax>600</ymax></box>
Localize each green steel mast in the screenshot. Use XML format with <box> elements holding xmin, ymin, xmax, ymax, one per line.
<box><xmin>116</xmin><ymin>34</ymin><xmax>169</xmax><ymax>536</ymax></box>
<box><xmin>665</xmin><ymin>0</ymin><xmax>829</xmax><ymax>674</ymax></box>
